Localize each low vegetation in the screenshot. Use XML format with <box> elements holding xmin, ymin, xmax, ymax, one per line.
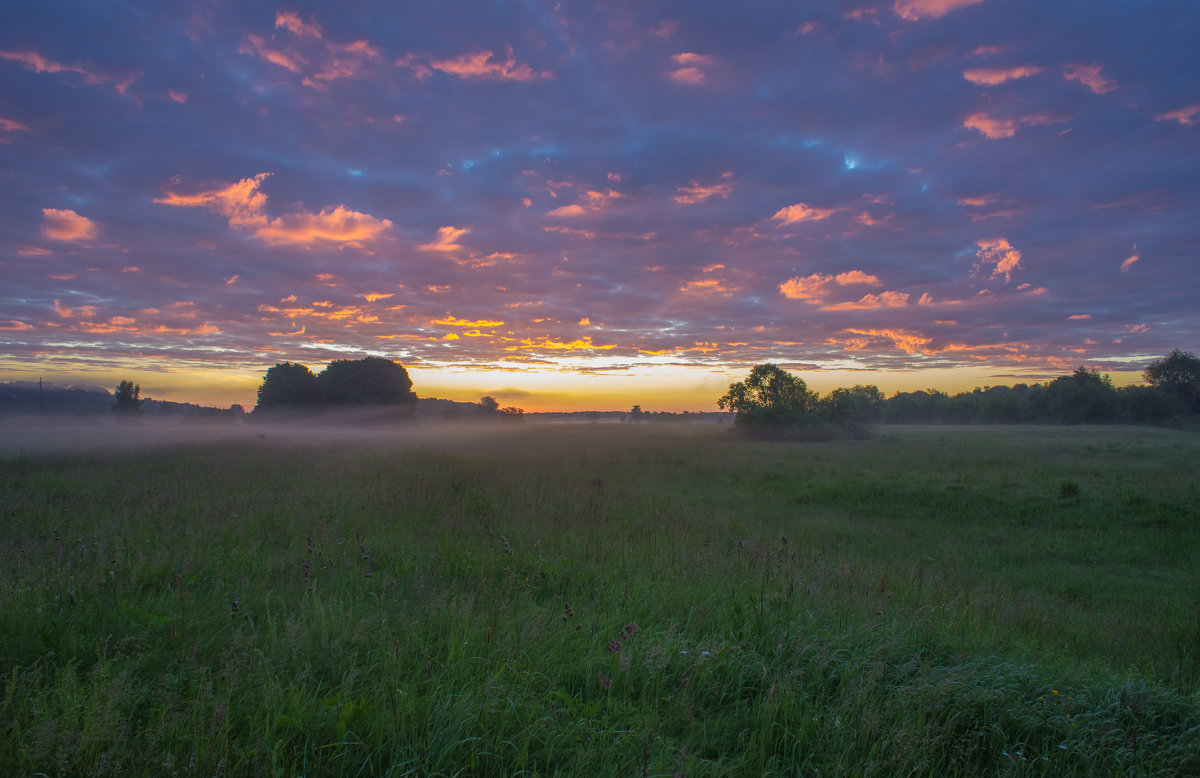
<box><xmin>1</xmin><ymin>423</ymin><xmax>1197</xmax><ymax>775</ymax></box>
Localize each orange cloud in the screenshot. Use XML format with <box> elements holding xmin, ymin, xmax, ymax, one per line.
<box><xmin>20</xmin><ymin>246</ymin><xmax>53</xmax><ymax>256</ymax></box>
<box><xmin>167</xmin><ymin>90</ymin><xmax>187</xmax><ymax>103</ymax></box>
<box><xmin>843</xmin><ymin>328</ymin><xmax>931</xmax><ymax>354</ymax></box>
<box><xmin>674</xmin><ymin>179</ymin><xmax>734</xmax><ymax>204</ymax></box>
<box><xmin>1120</xmin><ymin>248</ymin><xmax>1140</xmax><ymax>272</ymax></box>
<box><xmin>519</xmin><ymin>336</ymin><xmax>615</xmax><ymax>351</ymax></box>
<box><xmin>1063</xmin><ymin>63</ymin><xmax>1118</xmax><ymax>94</ymax></box>
<box><xmin>962</xmin><ymin>65</ymin><xmax>1043</xmax><ymax>85</ymax></box>
<box><xmin>779</xmin><ymin>270</ymin><xmax>881</xmax><ymax>301</ymax></box>
<box><xmin>275</xmin><ymin>10</ymin><xmax>323</xmax><ymax>38</ymax></box>
<box><xmin>668</xmin><ymin>52</ymin><xmax>716</xmax><ymax>85</ymax></box>
<box><xmin>963</xmin><ymin>112</ymin><xmax>1017</xmax><ymax>139</ymax></box>
<box><xmin>431</xmin><ymin>48</ymin><xmax>550</xmax><ymax>81</ymax></box>
<box><xmin>1155</xmin><ymin>104</ymin><xmax>1200</xmax><ymax>126</ymax></box>
<box><xmin>358</xmin><ymin>292</ymin><xmax>394</xmax><ymax>303</ymax></box>
<box><xmin>821</xmin><ymin>291</ymin><xmax>910</xmax><ymax>310</ymax></box>
<box><xmin>546</xmin><ymin>189</ymin><xmax>622</xmax><ymax>217</ymax></box>
<box><xmin>239</xmin><ymin>35</ymin><xmax>305</xmax><ymax>73</ymax></box>
<box><xmin>254</xmin><ymin>206</ymin><xmax>392</xmax><ymax>246</ymax></box>
<box><xmin>419</xmin><ymin>226</ymin><xmax>469</xmax><ymax>252</ymax></box>
<box><xmin>156</xmin><ymin>173</ymin><xmax>390</xmax><ymax>247</ymax></box>
<box><xmin>893</xmin><ymin>0</ymin><xmax>984</xmax><ymax>20</ymax></box>
<box><xmin>855</xmin><ymin>210</ymin><xmax>893</xmax><ymax>227</ymax></box>
<box><xmin>42</xmin><ymin>208</ymin><xmax>98</xmax><ymax>242</ymax></box>
<box><xmin>432</xmin><ymin>316</ymin><xmax>505</xmax><ymax>327</ymax></box>
<box><xmin>53</xmin><ymin>299</ymin><xmax>96</xmax><ymax>319</ymax></box>
<box><xmin>1068</xmin><ymin>314</ymin><xmax>1091</xmax><ymax>320</ymax></box>
<box><xmin>678</xmin><ymin>277</ymin><xmax>738</xmax><ymax>296</ymax></box>
<box><xmin>974</xmin><ymin>237</ymin><xmax>1022</xmax><ymax>282</ymax></box>
<box><xmin>772</xmin><ymin>202</ymin><xmax>838</xmax><ymax>226</ymax></box>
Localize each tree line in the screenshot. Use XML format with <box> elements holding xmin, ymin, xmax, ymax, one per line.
<box><xmin>719</xmin><ymin>349</ymin><xmax>1200</xmax><ymax>439</ymax></box>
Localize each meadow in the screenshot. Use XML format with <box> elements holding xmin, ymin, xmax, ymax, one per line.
<box><xmin>0</xmin><ymin>422</ymin><xmax>1197</xmax><ymax>776</ymax></box>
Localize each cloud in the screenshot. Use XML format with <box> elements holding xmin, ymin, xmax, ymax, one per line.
<box><xmin>275</xmin><ymin>10</ymin><xmax>323</xmax><ymax>39</ymax></box>
<box><xmin>42</xmin><ymin>208</ymin><xmax>98</xmax><ymax>242</ymax></box>
<box><xmin>674</xmin><ymin>178</ymin><xmax>734</xmax><ymax>204</ymax></box>
<box><xmin>0</xmin><ymin>320</ymin><xmax>33</xmax><ymax>331</ymax></box>
<box><xmin>893</xmin><ymin>0</ymin><xmax>985</xmax><ymax>21</ymax></box>
<box><xmin>962</xmin><ymin>112</ymin><xmax>1018</xmax><ymax>139</ymax></box>
<box><xmin>239</xmin><ymin>35</ymin><xmax>306</xmax><ymax>73</ymax></box>
<box><xmin>962</xmin><ymin>65</ymin><xmax>1043</xmax><ymax>85</ymax></box>
<box><xmin>821</xmin><ymin>291</ymin><xmax>910</xmax><ymax>310</ymax></box>
<box><xmin>0</xmin><ymin>117</ymin><xmax>30</xmax><ymax>141</ymax></box>
<box><xmin>650</xmin><ymin>20</ymin><xmax>679</xmax><ymax>39</ymax></box>
<box><xmin>668</xmin><ymin>52</ymin><xmax>716</xmax><ymax>85</ymax></box>
<box><xmin>1067</xmin><ymin>314</ymin><xmax>1090</xmax><ymax>319</ymax></box>
<box><xmin>1155</xmin><ymin>104</ymin><xmax>1200</xmax><ymax>126</ymax></box>
<box><xmin>1120</xmin><ymin>247</ymin><xmax>1140</xmax><ymax>272</ymax></box>
<box><xmin>419</xmin><ymin>226</ymin><xmax>469</xmax><ymax>252</ymax></box>
<box><xmin>1063</xmin><ymin>63</ymin><xmax>1118</xmax><ymax>94</ymax></box>
<box><xmin>156</xmin><ymin>173</ymin><xmax>391</xmax><ymax>247</ymax></box>
<box><xmin>772</xmin><ymin>202</ymin><xmax>839</xmax><ymax>226</ymax></box>
<box><xmin>974</xmin><ymin>237</ymin><xmax>1022</xmax><ymax>282</ymax></box>
<box><xmin>842</xmin><ymin>328</ymin><xmax>931</xmax><ymax>354</ymax></box>
<box><xmin>779</xmin><ymin>271</ymin><xmax>881</xmax><ymax>302</ymax></box>
<box><xmin>546</xmin><ymin>189</ymin><xmax>623</xmax><ymax>217</ymax></box>
<box><xmin>0</xmin><ymin>49</ymin><xmax>138</xmax><ymax>95</ymax></box>
<box><xmin>432</xmin><ymin>315</ymin><xmax>505</xmax><ymax>327</ymax></box>
<box><xmin>431</xmin><ymin>48</ymin><xmax>550</xmax><ymax>81</ymax></box>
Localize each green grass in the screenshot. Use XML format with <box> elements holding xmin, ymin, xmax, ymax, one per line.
<box><xmin>1</xmin><ymin>423</ymin><xmax>1198</xmax><ymax>776</ymax></box>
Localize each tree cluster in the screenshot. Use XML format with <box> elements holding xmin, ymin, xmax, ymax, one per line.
<box><xmin>254</xmin><ymin>357</ymin><xmax>417</xmax><ymax>414</ymax></box>
<box><xmin>720</xmin><ymin>350</ymin><xmax>1200</xmax><ymax>439</ymax></box>
<box><xmin>477</xmin><ymin>395</ymin><xmax>525</xmax><ymax>419</ymax></box>
<box><xmin>112</xmin><ymin>380</ymin><xmax>143</xmax><ymax>419</ymax></box>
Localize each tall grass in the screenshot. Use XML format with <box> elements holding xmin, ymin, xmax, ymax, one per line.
<box><xmin>1</xmin><ymin>423</ymin><xmax>1197</xmax><ymax>775</ymax></box>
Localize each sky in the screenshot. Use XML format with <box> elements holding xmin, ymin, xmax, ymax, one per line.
<box><xmin>1</xmin><ymin>0</ymin><xmax>1198</xmax><ymax>412</ymax></box>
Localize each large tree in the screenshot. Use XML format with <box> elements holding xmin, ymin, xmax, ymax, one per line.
<box><xmin>1144</xmin><ymin>349</ymin><xmax>1200</xmax><ymax>412</ymax></box>
<box><xmin>255</xmin><ymin>362</ymin><xmax>318</xmax><ymax>411</ymax></box>
<box><xmin>112</xmin><ymin>380</ymin><xmax>143</xmax><ymax>417</ymax></box>
<box><xmin>718</xmin><ymin>363</ymin><xmax>817</xmax><ymax>415</ymax></box>
<box><xmin>316</xmin><ymin>357</ymin><xmax>417</xmax><ymax>407</ymax></box>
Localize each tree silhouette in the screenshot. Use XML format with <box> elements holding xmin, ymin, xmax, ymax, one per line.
<box><xmin>255</xmin><ymin>362</ymin><xmax>318</xmax><ymax>411</ymax></box>
<box><xmin>1144</xmin><ymin>349</ymin><xmax>1200</xmax><ymax>413</ymax></box>
<box><xmin>112</xmin><ymin>380</ymin><xmax>143</xmax><ymax>417</ymax></box>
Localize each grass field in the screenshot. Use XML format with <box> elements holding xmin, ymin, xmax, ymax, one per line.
<box><xmin>1</xmin><ymin>422</ymin><xmax>1198</xmax><ymax>776</ymax></box>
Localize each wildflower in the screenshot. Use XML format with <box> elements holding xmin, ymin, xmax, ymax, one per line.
<box><xmin>599</xmin><ymin>671</ymin><xmax>612</xmax><ymax>690</ymax></box>
<box><xmin>608</xmin><ymin>640</ymin><xmax>621</xmax><ymax>654</ymax></box>
<box><xmin>623</xmin><ymin>622</ymin><xmax>640</xmax><ymax>636</ymax></box>
<box><xmin>563</xmin><ymin>602</ymin><xmax>573</xmax><ymax>622</ymax></box>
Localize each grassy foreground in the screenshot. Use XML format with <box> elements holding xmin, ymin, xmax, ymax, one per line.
<box><xmin>1</xmin><ymin>422</ymin><xmax>1198</xmax><ymax>776</ymax></box>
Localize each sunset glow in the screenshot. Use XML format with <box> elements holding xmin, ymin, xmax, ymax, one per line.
<box><xmin>1</xmin><ymin>2</ymin><xmax>1196</xmax><ymax>411</ymax></box>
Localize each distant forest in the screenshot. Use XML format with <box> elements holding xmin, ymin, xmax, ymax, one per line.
<box><xmin>1</xmin><ymin>350</ymin><xmax>1196</xmax><ymax>429</ymax></box>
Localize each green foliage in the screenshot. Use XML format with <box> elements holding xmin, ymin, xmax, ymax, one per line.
<box><xmin>1144</xmin><ymin>349</ymin><xmax>1200</xmax><ymax>413</ymax></box>
<box><xmin>255</xmin><ymin>361</ymin><xmax>318</xmax><ymax>410</ymax></box>
<box><xmin>718</xmin><ymin>363</ymin><xmax>816</xmax><ymax>415</ymax></box>
<box><xmin>719</xmin><ymin>364</ymin><xmax>874</xmax><ymax>439</ymax></box>
<box><xmin>111</xmin><ymin>380</ymin><xmax>142</xmax><ymax>417</ymax></box>
<box><xmin>316</xmin><ymin>356</ymin><xmax>417</xmax><ymax>407</ymax></box>
<box><xmin>255</xmin><ymin>358</ymin><xmax>416</xmax><ymax>413</ymax></box>
<box><xmin>2</xmin><ymin>425</ymin><xmax>1199</xmax><ymax>775</ymax></box>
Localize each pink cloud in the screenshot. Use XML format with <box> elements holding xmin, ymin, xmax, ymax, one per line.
<box><xmin>1155</xmin><ymin>104</ymin><xmax>1200</xmax><ymax>126</ymax></box>
<box><xmin>0</xmin><ymin>49</ymin><xmax>138</xmax><ymax>95</ymax></box>
<box><xmin>821</xmin><ymin>291</ymin><xmax>910</xmax><ymax>311</ymax></box>
<box><xmin>963</xmin><ymin>112</ymin><xmax>1018</xmax><ymax>139</ymax></box>
<box><xmin>674</xmin><ymin>179</ymin><xmax>734</xmax><ymax>204</ymax></box>
<box><xmin>974</xmin><ymin>237</ymin><xmax>1022</xmax><ymax>282</ymax></box>
<box><xmin>1120</xmin><ymin>247</ymin><xmax>1140</xmax><ymax>272</ymax></box>
<box><xmin>42</xmin><ymin>208</ymin><xmax>98</xmax><ymax>243</ymax></box>
<box><xmin>167</xmin><ymin>90</ymin><xmax>188</xmax><ymax>103</ymax></box>
<box><xmin>772</xmin><ymin>202</ymin><xmax>839</xmax><ymax>226</ymax></box>
<box><xmin>650</xmin><ymin>20</ymin><xmax>679</xmax><ymax>39</ymax></box>
<box><xmin>275</xmin><ymin>10</ymin><xmax>323</xmax><ymax>39</ymax></box>
<box><xmin>156</xmin><ymin>173</ymin><xmax>391</xmax><ymax>247</ymax></box>
<box><xmin>779</xmin><ymin>270</ymin><xmax>881</xmax><ymax>301</ymax></box>
<box><xmin>239</xmin><ymin>35</ymin><xmax>305</xmax><ymax>73</ymax></box>
<box><xmin>431</xmin><ymin>48</ymin><xmax>550</xmax><ymax>81</ymax></box>
<box><xmin>419</xmin><ymin>226</ymin><xmax>469</xmax><ymax>252</ymax></box>
<box><xmin>0</xmin><ymin>320</ymin><xmax>33</xmax><ymax>331</ymax></box>
<box><xmin>962</xmin><ymin>65</ymin><xmax>1042</xmax><ymax>85</ymax></box>
<box><xmin>1063</xmin><ymin>63</ymin><xmax>1118</xmax><ymax>94</ymax></box>
<box><xmin>893</xmin><ymin>0</ymin><xmax>985</xmax><ymax>21</ymax></box>
<box><xmin>0</xmin><ymin>116</ymin><xmax>30</xmax><ymax>133</ymax></box>
<box><xmin>1067</xmin><ymin>314</ymin><xmax>1091</xmax><ymax>320</ymax></box>
<box><xmin>668</xmin><ymin>52</ymin><xmax>716</xmax><ymax>85</ymax></box>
